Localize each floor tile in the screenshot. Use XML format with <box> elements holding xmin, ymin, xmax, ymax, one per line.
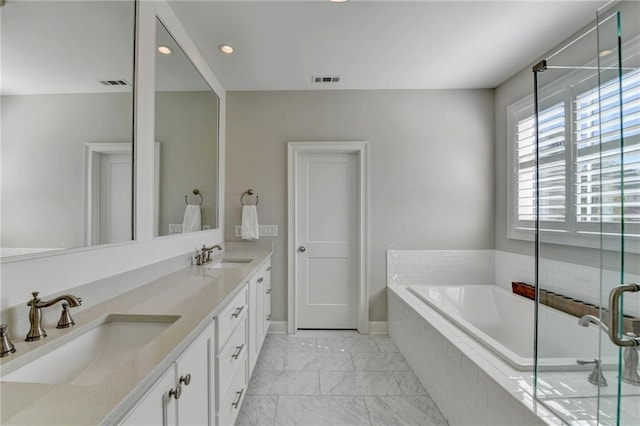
<box><xmin>247</xmin><ymin>370</ymin><xmax>320</xmax><ymax>395</ymax></box>
<box><xmin>351</xmin><ymin>353</ymin><xmax>411</xmax><ymax>371</ymax></box>
<box><xmin>320</xmin><ymin>371</ymin><xmax>402</xmax><ymax>396</ymax></box>
<box><xmin>274</xmin><ymin>396</ymin><xmax>370</xmax><ymax>426</ymax></box>
<box><xmin>295</xmin><ymin>330</ymin><xmax>353</xmax><ymax>337</ymax></box>
<box><xmin>374</xmin><ymin>336</ymin><xmax>399</xmax><ymax>353</ymax></box>
<box><xmin>254</xmin><ymin>350</ymin><xmax>285</xmax><ymax>371</ymax></box>
<box><xmin>316</xmin><ymin>337</ymin><xmax>380</xmax><ymax>353</ymax></box>
<box><xmin>263</xmin><ymin>335</ymin><xmax>317</xmax><ymax>352</ymax></box>
<box><xmin>284</xmin><ymin>352</ymin><xmax>354</xmax><ymax>371</ymax></box>
<box><xmin>364</xmin><ymin>396</ymin><xmax>448</xmax><ymax>425</ymax></box>
<box><xmin>392</xmin><ymin>371</ymin><xmax>427</xmax><ymax>395</ymax></box>
<box><xmin>235</xmin><ymin>395</ymin><xmax>278</xmax><ymax>426</ymax></box>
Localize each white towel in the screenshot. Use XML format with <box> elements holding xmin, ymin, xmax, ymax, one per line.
<box><xmin>241</xmin><ymin>205</ymin><xmax>259</xmax><ymax>240</ymax></box>
<box><xmin>182</xmin><ymin>205</ymin><xmax>202</xmax><ymax>233</ymax></box>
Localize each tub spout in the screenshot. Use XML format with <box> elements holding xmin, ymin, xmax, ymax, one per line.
<box><xmin>578</xmin><ymin>314</ymin><xmax>610</xmax><ymax>334</ymax></box>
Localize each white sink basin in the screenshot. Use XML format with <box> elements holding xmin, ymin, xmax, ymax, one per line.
<box><xmin>208</xmin><ymin>259</ymin><xmax>253</xmax><ymax>269</ymax></box>
<box><xmin>1</xmin><ymin>314</ymin><xmax>179</xmax><ymax>385</ymax></box>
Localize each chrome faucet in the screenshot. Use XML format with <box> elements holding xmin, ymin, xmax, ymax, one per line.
<box><xmin>578</xmin><ymin>314</ymin><xmax>610</xmax><ymax>333</ymax></box>
<box><xmin>25</xmin><ymin>291</ymin><xmax>82</xmax><ymax>341</ymax></box>
<box><xmin>196</xmin><ymin>244</ymin><xmax>222</xmax><ymax>265</ymax></box>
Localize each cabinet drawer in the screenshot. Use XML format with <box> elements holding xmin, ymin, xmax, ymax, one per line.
<box><xmin>217</xmin><ymin>354</ymin><xmax>248</xmax><ymax>426</ymax></box>
<box><xmin>217</xmin><ymin>285</ymin><xmax>248</xmax><ymax>347</ymax></box>
<box><xmin>217</xmin><ymin>315</ymin><xmax>247</xmax><ymax>394</ymax></box>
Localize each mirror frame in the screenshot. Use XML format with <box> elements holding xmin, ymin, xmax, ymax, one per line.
<box><xmin>1</xmin><ymin>0</ymin><xmax>225</xmax><ymax>310</ymax></box>
<box><xmin>0</xmin><ymin>0</ymin><xmax>225</xmax><ymax>264</ymax></box>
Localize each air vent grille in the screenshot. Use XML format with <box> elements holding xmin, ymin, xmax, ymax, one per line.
<box><xmin>99</xmin><ymin>79</ymin><xmax>131</xmax><ymax>86</ymax></box>
<box><xmin>312</xmin><ymin>76</ymin><xmax>340</xmax><ymax>84</ymax></box>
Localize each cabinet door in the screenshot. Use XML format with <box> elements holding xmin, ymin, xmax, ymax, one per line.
<box><xmin>176</xmin><ymin>322</ymin><xmax>214</xmax><ymax>426</ymax></box>
<box><xmin>120</xmin><ymin>365</ymin><xmax>177</xmax><ymax>426</ymax></box>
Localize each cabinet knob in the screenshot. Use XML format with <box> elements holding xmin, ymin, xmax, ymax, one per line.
<box><xmin>179</xmin><ymin>373</ymin><xmax>191</xmax><ymax>386</ymax></box>
<box><xmin>298</xmin><ymin>246</ymin><xmax>306</xmax><ymax>252</ymax></box>
<box><xmin>257</xmin><ymin>277</ymin><xmax>264</xmax><ymax>283</ymax></box>
<box><xmin>169</xmin><ymin>385</ymin><xmax>182</xmax><ymax>400</ymax></box>
<box><xmin>266</xmin><ymin>289</ymin><xmax>271</xmax><ymax>294</ymax></box>
<box><xmin>266</xmin><ymin>314</ymin><xmax>272</xmax><ymax>321</ymax></box>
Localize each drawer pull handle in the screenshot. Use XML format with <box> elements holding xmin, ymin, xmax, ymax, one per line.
<box><xmin>231</xmin><ymin>389</ymin><xmax>244</xmax><ymax>409</ymax></box>
<box><xmin>257</xmin><ymin>277</ymin><xmax>264</xmax><ymax>283</ymax></box>
<box><xmin>266</xmin><ymin>289</ymin><xmax>271</xmax><ymax>294</ymax></box>
<box><xmin>169</xmin><ymin>385</ymin><xmax>182</xmax><ymax>400</ymax></box>
<box><xmin>266</xmin><ymin>314</ymin><xmax>272</xmax><ymax>321</ymax></box>
<box><xmin>232</xmin><ymin>344</ymin><xmax>244</xmax><ymax>360</ymax></box>
<box><xmin>232</xmin><ymin>306</ymin><xmax>244</xmax><ymax>318</ymax></box>
<box><xmin>267</xmin><ymin>266</ymin><xmax>272</xmax><ymax>271</ymax></box>
<box><xmin>179</xmin><ymin>373</ymin><xmax>191</xmax><ymax>386</ymax></box>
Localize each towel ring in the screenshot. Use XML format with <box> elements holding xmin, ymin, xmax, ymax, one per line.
<box><xmin>185</xmin><ymin>189</ymin><xmax>203</xmax><ymax>206</ymax></box>
<box><xmin>241</xmin><ymin>189</ymin><xmax>259</xmax><ymax>206</ymax></box>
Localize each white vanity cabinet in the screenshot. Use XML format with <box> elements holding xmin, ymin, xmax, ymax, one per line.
<box><xmin>248</xmin><ymin>259</ymin><xmax>272</xmax><ymax>375</ymax></box>
<box><xmin>120</xmin><ymin>321</ymin><xmax>214</xmax><ymax>426</ymax></box>
<box><xmin>215</xmin><ymin>284</ymin><xmax>249</xmax><ymax>426</ymax></box>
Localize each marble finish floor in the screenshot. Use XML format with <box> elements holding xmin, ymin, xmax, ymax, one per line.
<box><xmin>236</xmin><ymin>331</ymin><xmax>448</xmax><ymax>426</ymax></box>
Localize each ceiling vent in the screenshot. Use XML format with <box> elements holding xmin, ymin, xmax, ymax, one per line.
<box><xmin>312</xmin><ymin>76</ymin><xmax>340</xmax><ymax>84</ymax></box>
<box><xmin>99</xmin><ymin>79</ymin><xmax>131</xmax><ymax>86</ymax></box>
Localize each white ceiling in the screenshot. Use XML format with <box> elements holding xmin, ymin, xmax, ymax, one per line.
<box><xmin>1</xmin><ymin>0</ymin><xmax>609</xmax><ymax>95</ymax></box>
<box><xmin>168</xmin><ymin>0</ymin><xmax>609</xmax><ymax>91</ymax></box>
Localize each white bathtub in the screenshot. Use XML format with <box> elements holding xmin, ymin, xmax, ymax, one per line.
<box><xmin>407</xmin><ymin>284</ymin><xmax>616</xmax><ymax>371</ymax></box>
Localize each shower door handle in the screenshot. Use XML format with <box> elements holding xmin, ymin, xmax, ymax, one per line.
<box><xmin>608</xmin><ymin>283</ymin><xmax>640</xmax><ymax>347</ymax></box>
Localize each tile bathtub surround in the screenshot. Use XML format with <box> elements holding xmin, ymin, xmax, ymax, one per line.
<box><xmin>237</xmin><ymin>331</ymin><xmax>448</xmax><ymax>426</ymax></box>
<box><xmin>387</xmin><ymin>249</ymin><xmax>640</xmax><ymax>318</ymax></box>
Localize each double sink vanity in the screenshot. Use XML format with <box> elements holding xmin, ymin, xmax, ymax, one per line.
<box><xmin>0</xmin><ymin>246</ymin><xmax>272</xmax><ymax>425</ymax></box>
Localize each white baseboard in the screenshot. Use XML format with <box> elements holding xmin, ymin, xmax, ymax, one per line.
<box><xmin>267</xmin><ymin>320</ymin><xmax>388</xmax><ymax>335</ymax></box>
<box><xmin>368</xmin><ymin>321</ymin><xmax>388</xmax><ymax>335</ymax></box>
<box><xmin>268</xmin><ymin>321</ymin><xmax>288</xmax><ymax>334</ymax></box>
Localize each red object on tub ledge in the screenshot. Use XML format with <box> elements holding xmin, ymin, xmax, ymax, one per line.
<box><xmin>512</xmin><ymin>282</ymin><xmax>535</xmax><ymax>300</ymax></box>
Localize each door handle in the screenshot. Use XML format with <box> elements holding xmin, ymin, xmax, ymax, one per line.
<box><xmin>608</xmin><ymin>283</ymin><xmax>640</xmax><ymax>347</ymax></box>
<box><xmin>298</xmin><ymin>246</ymin><xmax>306</xmax><ymax>252</ymax></box>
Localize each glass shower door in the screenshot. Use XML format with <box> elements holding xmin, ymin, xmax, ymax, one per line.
<box><xmin>594</xmin><ymin>6</ymin><xmax>640</xmax><ymax>424</ymax></box>
<box><xmin>533</xmin><ymin>2</ymin><xmax>640</xmax><ymax>424</ymax></box>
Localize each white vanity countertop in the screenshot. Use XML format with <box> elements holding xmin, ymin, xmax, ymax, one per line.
<box><xmin>0</xmin><ymin>246</ymin><xmax>272</xmax><ymax>425</ymax></box>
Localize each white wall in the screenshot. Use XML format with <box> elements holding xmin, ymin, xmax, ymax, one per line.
<box><xmin>225</xmin><ymin>89</ymin><xmax>495</xmax><ymax>322</ymax></box>
<box><xmin>155</xmin><ymin>91</ymin><xmax>219</xmax><ymax>235</ymax></box>
<box><xmin>1</xmin><ymin>93</ymin><xmax>132</xmax><ymax>249</ymax></box>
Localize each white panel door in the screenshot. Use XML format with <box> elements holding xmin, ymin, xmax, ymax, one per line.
<box><xmin>296</xmin><ymin>152</ymin><xmax>358</xmax><ymax>329</ymax></box>
<box><xmin>99</xmin><ymin>153</ymin><xmax>132</xmax><ymax>244</ymax></box>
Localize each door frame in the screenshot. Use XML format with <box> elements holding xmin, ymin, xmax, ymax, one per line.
<box><xmin>287</xmin><ymin>141</ymin><xmax>370</xmax><ymax>334</ymax></box>
<box><xmin>85</xmin><ymin>142</ymin><xmax>160</xmax><ymax>245</ymax></box>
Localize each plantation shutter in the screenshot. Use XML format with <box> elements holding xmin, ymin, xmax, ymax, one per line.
<box><xmin>516</xmin><ymin>101</ymin><xmax>567</xmax><ymax>224</ymax></box>
<box><xmin>574</xmin><ymin>69</ymin><xmax>640</xmax><ymax>229</ymax></box>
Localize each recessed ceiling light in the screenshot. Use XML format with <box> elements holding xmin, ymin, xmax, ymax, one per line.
<box><xmin>219</xmin><ymin>44</ymin><xmax>235</xmax><ymax>54</ymax></box>
<box><xmin>599</xmin><ymin>49</ymin><xmax>613</xmax><ymax>57</ymax></box>
<box><xmin>329</xmin><ymin>0</ymin><xmax>349</xmax><ymax>2</ymax></box>
<box><xmin>157</xmin><ymin>45</ymin><xmax>172</xmax><ymax>55</ymax></box>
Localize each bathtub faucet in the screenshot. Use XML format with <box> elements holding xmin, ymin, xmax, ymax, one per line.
<box><xmin>578</xmin><ymin>314</ymin><xmax>610</xmax><ymax>333</ymax></box>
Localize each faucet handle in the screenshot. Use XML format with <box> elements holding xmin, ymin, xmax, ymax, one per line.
<box><xmin>56</xmin><ymin>302</ymin><xmax>76</xmax><ymax>329</ymax></box>
<box><xmin>27</xmin><ymin>291</ymin><xmax>40</xmax><ymax>306</ymax></box>
<box><xmin>0</xmin><ymin>324</ymin><xmax>16</xmax><ymax>357</ymax></box>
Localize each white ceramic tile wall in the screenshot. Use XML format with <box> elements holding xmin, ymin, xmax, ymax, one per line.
<box><xmin>388</xmin><ymin>249</ymin><xmax>639</xmax><ymax>318</ymax></box>
<box><xmin>386</xmin><ymin>250</ymin><xmax>495</xmax><ymax>286</ymax></box>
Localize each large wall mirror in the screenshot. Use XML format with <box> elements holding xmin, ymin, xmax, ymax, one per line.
<box><xmin>154</xmin><ymin>19</ymin><xmax>219</xmax><ymax>237</ymax></box>
<box><xmin>1</xmin><ymin>1</ymin><xmax>136</xmax><ymax>258</ymax></box>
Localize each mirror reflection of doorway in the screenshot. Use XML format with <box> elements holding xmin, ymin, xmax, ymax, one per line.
<box><xmin>98</xmin><ymin>152</ymin><xmax>132</xmax><ymax>244</ymax></box>
<box><xmin>85</xmin><ymin>143</ymin><xmax>133</xmax><ymax>245</ymax></box>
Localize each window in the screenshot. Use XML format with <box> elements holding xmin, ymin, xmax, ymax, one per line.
<box><xmin>508</xmin><ymin>66</ymin><xmax>640</xmax><ymax>248</ymax></box>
